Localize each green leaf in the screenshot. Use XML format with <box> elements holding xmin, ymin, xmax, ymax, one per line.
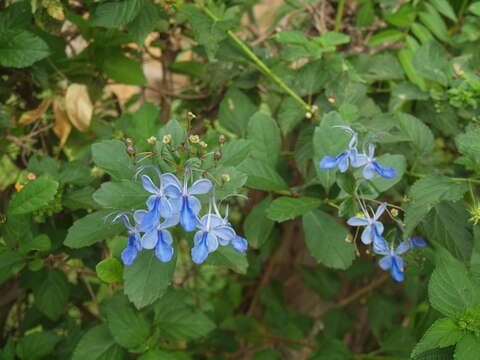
<box><xmin>123</xmin><ymin>249</ymin><xmax>176</xmax><ymax>309</ymax></box>
<box><xmin>361</xmin><ymin>154</ymin><xmax>406</xmax><ymax>193</ymax></box>
<box><xmin>411</xmin><ymin>318</ymin><xmax>464</xmax><ymax>357</ymax></box>
<box><xmin>412</xmin><ymin>39</ymin><xmax>450</xmax><ymax>86</ymax></box>
<box><xmin>469</xmin><ymin>2</ymin><xmax>480</xmax><ymax>16</ymax></box>
<box><xmin>368</xmin><ymin>29</ymin><xmax>405</xmax><ymax>47</ymax></box>
<box><xmin>398</xmin><ymin>48</ymin><xmax>427</xmax><ymax>91</ymax></box>
<box><xmin>96</xmin><ymin>258</ymin><xmax>123</xmax><ymax>283</ymax></box>
<box><xmin>431</xmin><ymin>0</ymin><xmax>458</xmax><ymax>22</ymax></box>
<box><xmin>16</xmin><ymin>332</ymin><xmax>61</xmax><ymax>360</ymax></box>
<box><xmin>455</xmin><ymin>127</ymin><xmax>480</xmax><ymax>160</ymax></box>
<box><xmin>244</xmin><ymin>197</ymin><xmax>275</xmax><ymax>248</ymax></box>
<box><xmin>413</xmin><ymin>347</ymin><xmax>454</xmax><ymax>360</ymax></box>
<box><xmin>93</xmin><ymin>180</ymin><xmax>148</xmax><ymax>209</ymax></box>
<box><xmin>206</xmin><ymin>246</ymin><xmax>249</xmax><ymax>274</ymax></box>
<box><xmin>219</xmin><ymin>139</ymin><xmax>251</xmax><ymax>167</ymax></box>
<box><xmin>239</xmin><ymin>158</ymin><xmax>288</xmax><ymax>191</ymax></box>
<box><xmin>396</xmin><ymin>113</ymin><xmax>435</xmax><ymax>155</ymax></box>
<box><xmin>266</xmin><ymin>197</ymin><xmax>320</xmax><ymax>222</ymax></box>
<box><xmin>276</xmin><ymin>30</ymin><xmax>309</xmax><ymax>45</ymax></box>
<box><xmin>303</xmin><ymin>210</ymin><xmax>355</xmax><ymax>270</ymax></box>
<box><xmin>218</xmin><ymin>88</ymin><xmax>257</xmax><ymax>136</ymax></box>
<box><xmin>309</xmin><ymin>339</ymin><xmax>353</xmax><ymax>360</ymax></box>
<box><xmin>317</xmin><ymin>32</ymin><xmax>350</xmax><ymax>47</ymax></box>
<box><xmin>64</xmin><ymin>210</ymin><xmax>123</xmax><ymax>248</ymax></box>
<box><xmin>103</xmin><ymin>52</ymin><xmax>146</xmax><ymax>85</ymax></box>
<box><xmin>153</xmin><ymin>295</ymin><xmax>216</xmax><ymax>341</ymax></box>
<box><xmin>355</xmin><ymin>1</ymin><xmax>375</xmax><ymax>27</ymax></box>
<box><xmin>277</xmin><ymin>97</ymin><xmax>304</xmax><ymax>136</ymax></box>
<box><xmin>157</xmin><ymin>119</ymin><xmax>186</xmax><ymax>148</ymax></box>
<box><xmin>92</xmin><ymin>140</ymin><xmax>136</xmax><ymax>180</ymax></box>
<box><xmin>92</xmin><ymin>0</ymin><xmax>145</xmax><ymax>28</ymax></box>
<box><xmin>0</xmin><ymin>250</ymin><xmax>24</xmax><ymax>285</ymax></box>
<box><xmin>248</xmin><ymin>112</ymin><xmax>281</xmax><ymax>167</ymax></box>
<box><xmin>428</xmin><ymin>248</ymin><xmax>480</xmax><ymax>318</ymax></box>
<box><xmin>419</xmin><ymin>4</ymin><xmax>450</xmax><ymax>44</ymax></box>
<box><xmin>125</xmin><ymin>102</ymin><xmax>160</xmax><ymax>148</ymax></box>
<box><xmin>33</xmin><ymin>270</ymin><xmax>70</xmax><ymax>321</ymax></box>
<box><xmin>385</xmin><ymin>3</ymin><xmax>416</xmax><ymax>27</ymax></box>
<box><xmin>8</xmin><ymin>176</ymin><xmax>58</xmax><ymax>215</ymax></box>
<box><xmin>0</xmin><ymin>30</ymin><xmax>50</xmax><ymax>68</ymax></box>
<box><xmin>411</xmin><ymin>22</ymin><xmax>433</xmax><ymax>44</ymax></box>
<box><xmin>423</xmin><ymin>202</ymin><xmax>473</xmax><ymax>262</ymax></box>
<box><xmin>139</xmin><ymin>350</ymin><xmax>191</xmax><ymax>360</ymax></box>
<box><xmin>72</xmin><ymin>325</ymin><xmax>125</xmax><ymax>360</ymax></box>
<box><xmin>404</xmin><ymin>175</ymin><xmax>468</xmax><ymax>238</ymax></box>
<box><xmin>103</xmin><ymin>294</ymin><xmax>150</xmax><ymax>349</ymax></box>
<box><xmin>454</xmin><ymin>334</ymin><xmax>480</xmax><ymax>360</ymax></box>
<box><xmin>127</xmin><ymin>2</ymin><xmax>161</xmax><ymax>45</ymax></box>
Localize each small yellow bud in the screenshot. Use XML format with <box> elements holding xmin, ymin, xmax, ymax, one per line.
<box><xmin>147</xmin><ymin>136</ymin><xmax>157</xmax><ymax>145</ymax></box>
<box><xmin>15</xmin><ymin>183</ymin><xmax>24</xmax><ymax>192</ymax></box>
<box><xmin>305</xmin><ymin>112</ymin><xmax>313</xmax><ymax>119</ymax></box>
<box><xmin>391</xmin><ymin>208</ymin><xmax>399</xmax><ymax>217</ymax></box>
<box><xmin>199</xmin><ymin>141</ymin><xmax>208</xmax><ymax>148</ymax></box>
<box><xmin>162</xmin><ymin>134</ymin><xmax>172</xmax><ymax>144</ymax></box>
<box><xmin>355</xmin><ymin>212</ymin><xmax>366</xmax><ymax>218</ymax></box>
<box><xmin>221</xmin><ymin>174</ymin><xmax>231</xmax><ymax>182</ymax></box>
<box><xmin>189</xmin><ymin>135</ymin><xmax>200</xmax><ymax>144</ymax></box>
<box><xmin>311</xmin><ymin>104</ymin><xmax>319</xmax><ymax>113</ymax></box>
<box><xmin>327</xmin><ymin>94</ymin><xmax>336</xmax><ymax>104</ymax></box>
<box><xmin>187</xmin><ymin>111</ymin><xmax>197</xmax><ymax>120</ymax></box>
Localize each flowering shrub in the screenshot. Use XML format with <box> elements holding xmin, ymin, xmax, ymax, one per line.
<box><xmin>2</xmin><ymin>0</ymin><xmax>480</xmax><ymax>359</ymax></box>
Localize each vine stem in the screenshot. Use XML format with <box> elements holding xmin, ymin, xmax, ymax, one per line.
<box><xmin>335</xmin><ymin>0</ymin><xmax>346</xmax><ymax>32</ymax></box>
<box><xmin>194</xmin><ymin>0</ymin><xmax>310</xmax><ymax>111</ymax></box>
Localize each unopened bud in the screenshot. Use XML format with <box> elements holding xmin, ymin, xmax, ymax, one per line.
<box><xmin>189</xmin><ymin>135</ymin><xmax>200</xmax><ymax>144</ymax></box>
<box><xmin>15</xmin><ymin>183</ymin><xmax>24</xmax><ymax>192</ymax></box>
<box><xmin>126</xmin><ymin>145</ymin><xmax>135</xmax><ymax>154</ymax></box>
<box><xmin>305</xmin><ymin>112</ymin><xmax>313</xmax><ymax>119</ymax></box>
<box><xmin>365</xmin><ymin>249</ymin><xmax>371</xmax><ymax>255</ymax></box>
<box><xmin>391</xmin><ymin>208</ymin><xmax>399</xmax><ymax>217</ymax></box>
<box><xmin>147</xmin><ymin>136</ymin><xmax>157</xmax><ymax>145</ymax></box>
<box><xmin>162</xmin><ymin>134</ymin><xmax>172</xmax><ymax>144</ymax></box>
<box><xmin>125</xmin><ymin>138</ymin><xmax>133</xmax><ymax>145</ymax></box>
<box><xmin>221</xmin><ymin>174</ymin><xmax>231</xmax><ymax>182</ymax></box>
<box><xmin>327</xmin><ymin>94</ymin><xmax>336</xmax><ymax>104</ymax></box>
<box><xmin>311</xmin><ymin>104</ymin><xmax>319</xmax><ymax>113</ymax></box>
<box><xmin>345</xmin><ymin>234</ymin><xmax>353</xmax><ymax>243</ymax></box>
<box><xmin>199</xmin><ymin>141</ymin><xmax>208</xmax><ymax>148</ymax></box>
<box><xmin>27</xmin><ymin>173</ymin><xmax>36</xmax><ymax>181</ymax></box>
<box><xmin>187</xmin><ymin>111</ymin><xmax>197</xmax><ymax>120</ymax></box>
<box><xmin>219</xmin><ymin>134</ymin><xmax>226</xmax><ymax>146</ymax></box>
<box><xmin>214</xmin><ymin>151</ymin><xmax>222</xmax><ymax>160</ymax></box>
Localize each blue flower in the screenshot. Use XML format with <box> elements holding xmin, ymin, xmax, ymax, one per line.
<box><xmin>112</xmin><ymin>212</ymin><xmax>143</xmax><ymax>265</ymax></box>
<box><xmin>135</xmin><ymin>166</ymin><xmax>180</xmax><ymax>232</ymax></box>
<box><xmin>374</xmin><ymin>239</ymin><xmax>411</xmax><ymax>282</ymax></box>
<box><xmin>347</xmin><ymin>202</ymin><xmax>387</xmax><ymax>245</ymax></box>
<box><xmin>141</xmin><ymin>213</ymin><xmax>179</xmax><ymax>262</ymax></box>
<box><xmin>212</xmin><ymin>203</ymin><xmax>248</xmax><ymax>253</ymax></box>
<box><xmin>410</xmin><ymin>236</ymin><xmax>427</xmax><ymax>248</ymax></box>
<box><xmin>164</xmin><ymin>170</ymin><xmax>213</xmax><ymax>232</ymax></box>
<box><xmin>353</xmin><ymin>143</ymin><xmax>396</xmax><ymax>179</ymax></box>
<box><xmin>319</xmin><ymin>126</ymin><xmax>359</xmax><ymax>173</ymax></box>
<box><xmin>191</xmin><ymin>211</ymin><xmax>236</xmax><ymax>264</ymax></box>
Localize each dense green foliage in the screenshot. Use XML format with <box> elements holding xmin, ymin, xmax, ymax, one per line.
<box><xmin>2</xmin><ymin>0</ymin><xmax>480</xmax><ymax>359</ymax></box>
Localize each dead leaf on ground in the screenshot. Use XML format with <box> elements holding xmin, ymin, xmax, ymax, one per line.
<box><xmin>53</xmin><ymin>99</ymin><xmax>72</xmax><ymax>148</ymax></box>
<box><xmin>18</xmin><ymin>98</ymin><xmax>52</xmax><ymax>125</ymax></box>
<box><xmin>65</xmin><ymin>83</ymin><xmax>93</xmax><ymax>133</ymax></box>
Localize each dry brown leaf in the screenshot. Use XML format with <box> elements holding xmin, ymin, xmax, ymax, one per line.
<box><xmin>65</xmin><ymin>83</ymin><xmax>93</xmax><ymax>133</ymax></box>
<box><xmin>18</xmin><ymin>98</ymin><xmax>52</xmax><ymax>125</ymax></box>
<box><xmin>53</xmin><ymin>99</ymin><xmax>72</xmax><ymax>148</ymax></box>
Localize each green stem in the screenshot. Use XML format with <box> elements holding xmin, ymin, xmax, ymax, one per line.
<box><xmin>335</xmin><ymin>0</ymin><xmax>346</xmax><ymax>32</ymax></box>
<box><xmin>458</xmin><ymin>0</ymin><xmax>469</xmax><ymax>19</ymax></box>
<box><xmin>194</xmin><ymin>0</ymin><xmax>309</xmax><ymax>111</ymax></box>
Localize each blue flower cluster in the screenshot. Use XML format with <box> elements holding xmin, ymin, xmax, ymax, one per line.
<box><xmin>319</xmin><ymin>126</ymin><xmax>396</xmax><ymax>179</ymax></box>
<box><xmin>347</xmin><ymin>201</ymin><xmax>427</xmax><ymax>282</ymax></box>
<box><xmin>112</xmin><ymin>166</ymin><xmax>248</xmax><ymax>266</ymax></box>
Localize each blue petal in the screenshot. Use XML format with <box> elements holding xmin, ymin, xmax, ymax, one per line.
<box><xmin>206</xmin><ymin>232</ymin><xmax>219</xmax><ymax>252</ymax></box>
<box><xmin>395</xmin><ymin>241</ymin><xmax>412</xmax><ymax>255</ymax></box>
<box><xmin>337</xmin><ymin>153</ymin><xmax>349</xmax><ymax>173</ymax></box>
<box><xmin>319</xmin><ymin>156</ymin><xmax>338</xmax><ymax>170</ymax></box>
<box><xmin>189</xmin><ymin>178</ymin><xmax>213</xmax><ymax>195</ymax></box>
<box><xmin>361</xmin><ymin>225</ymin><xmax>374</xmax><ymax>245</ymax></box>
<box><xmin>232</xmin><ymin>236</ymin><xmax>248</xmax><ymax>253</ymax></box>
<box><xmin>141</xmin><ymin>174</ymin><xmax>160</xmax><ymax>194</ymax></box>
<box><xmin>367</xmin><ymin>143</ymin><xmax>375</xmax><ymax>158</ymax></box>
<box><xmin>212</xmin><ymin>226</ymin><xmax>236</xmax><ymax>245</ymax></box>
<box><xmin>160</xmin><ymin>173</ymin><xmax>181</xmax><ymax>189</ymax></box>
<box><xmin>411</xmin><ymin>236</ymin><xmax>427</xmax><ymax>247</ymax></box>
<box><xmin>161</xmin><ymin>213</ymin><xmax>180</xmax><ymax>229</ymax></box>
<box><xmin>379</xmin><ymin>255</ymin><xmax>392</xmax><ymax>271</ymax></box>
<box><xmin>164</xmin><ymin>183</ymin><xmax>182</xmax><ymax>198</ymax></box>
<box><xmin>391</xmin><ymin>256</ymin><xmax>404</xmax><ymax>282</ymax></box>
<box><xmin>351</xmin><ymin>153</ymin><xmax>368</xmax><ymax>168</ymax></box>
<box><xmin>133</xmin><ymin>210</ymin><xmax>147</xmax><ymax>226</ymax></box>
<box><xmin>363</xmin><ymin>163</ymin><xmax>376</xmax><ymax>179</ymax></box>
<box><xmin>373</xmin><ymin>161</ymin><xmax>396</xmax><ymax>179</ymax></box>
<box><xmin>373</xmin><ymin>235</ymin><xmax>389</xmax><ymax>255</ymax></box>
<box><xmin>374</xmin><ymin>202</ymin><xmax>387</xmax><ymax>220</ymax></box>
<box><xmin>158</xmin><ymin>196</ymin><xmax>173</xmax><ymax>219</ymax></box>
<box><xmin>191</xmin><ymin>231</ymin><xmax>210</xmax><ymax>264</ymax></box>
<box><xmin>141</xmin><ymin>230</ymin><xmax>158</xmax><ymax>249</ymax></box>
<box><xmin>373</xmin><ymin>221</ymin><xmax>384</xmax><ymax>236</ymax></box>
<box><xmin>347</xmin><ymin>216</ymin><xmax>369</xmax><ymax>226</ymax></box>
<box><xmin>140</xmin><ymin>197</ymin><xmax>160</xmax><ymax>233</ymax></box>
<box><xmin>155</xmin><ymin>231</ymin><xmax>174</xmax><ymax>262</ymax></box>
<box><xmin>121</xmin><ymin>236</ymin><xmax>139</xmax><ymax>265</ymax></box>
<box><xmin>180</xmin><ymin>196</ymin><xmax>199</xmax><ymax>232</ymax></box>
<box><xmin>188</xmin><ymin>196</ymin><xmax>202</xmax><ymax>214</ymax></box>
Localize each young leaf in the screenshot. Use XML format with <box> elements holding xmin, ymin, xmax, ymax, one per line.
<box><xmin>72</xmin><ymin>325</ymin><xmax>125</xmax><ymax>360</ymax></box>
<box><xmin>0</xmin><ymin>30</ymin><xmax>50</xmax><ymax>68</ymax></box>
<box><xmin>8</xmin><ymin>176</ymin><xmax>58</xmax><ymax>215</ymax></box>
<box><xmin>411</xmin><ymin>318</ymin><xmax>464</xmax><ymax>357</ymax></box>
<box><xmin>91</xmin><ymin>140</ymin><xmax>136</xmax><ymax>180</ymax></box>
<box><xmin>303</xmin><ymin>210</ymin><xmax>355</xmax><ymax>270</ymax></box>
<box><xmin>123</xmin><ymin>250</ymin><xmax>176</xmax><ymax>309</ymax></box>
<box><xmin>96</xmin><ymin>258</ymin><xmax>123</xmax><ymax>283</ymax></box>
<box><xmin>266</xmin><ymin>197</ymin><xmax>320</xmax><ymax>222</ymax></box>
